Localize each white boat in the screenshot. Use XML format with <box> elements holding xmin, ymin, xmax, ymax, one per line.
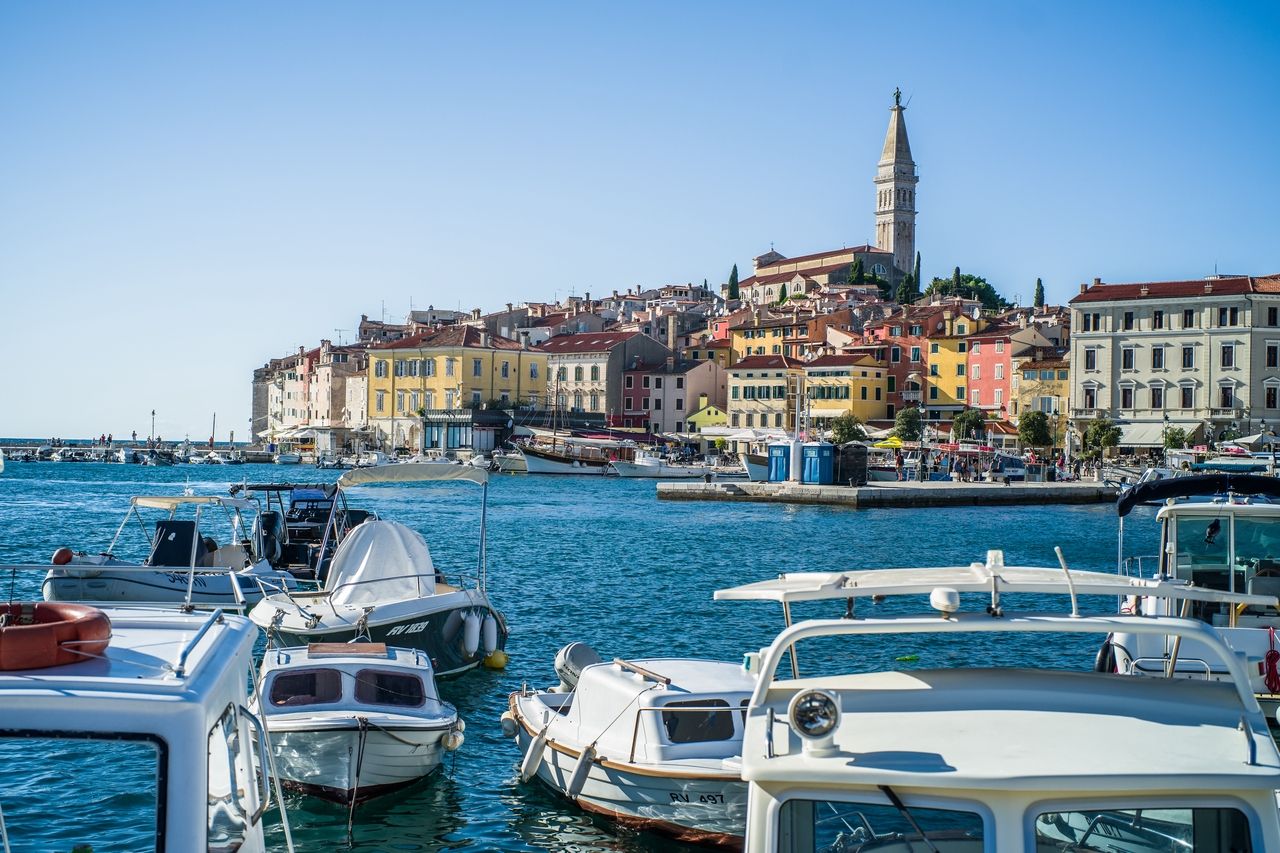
<box><xmin>250</xmin><ymin>465</ymin><xmax>508</xmax><ymax>677</ymax></box>
<box><xmin>505</xmin><ymin>642</ymin><xmax>752</xmax><ymax>847</ymax></box>
<box><xmin>41</xmin><ymin>494</ymin><xmax>300</xmax><ymax>609</ymax></box>
<box><xmin>742</xmin><ymin>452</ymin><xmax>768</xmax><ymax>482</ymax></box>
<box><xmin>275</xmin><ymin>451</ymin><xmax>302</xmax><ymax>465</ymax></box>
<box><xmin>492</xmin><ymin>448</ymin><xmax>527</xmax><ymax>473</ymax></box>
<box><xmin>607</xmin><ymin>450</ymin><xmax>710</xmax><ymax>479</ymax></box>
<box><xmin>255</xmin><ymin>642</ymin><xmax>463</xmax><ymax>804</ymax></box>
<box><xmin>717</xmin><ymin>552</ymin><xmax>1280</xmax><ymax>852</ymax></box>
<box><xmin>0</xmin><ymin>605</ymin><xmax>292</xmax><ymax>852</ymax></box>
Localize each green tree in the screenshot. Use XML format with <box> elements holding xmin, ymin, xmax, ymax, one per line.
<box><xmin>894</xmin><ymin>406</ymin><xmax>923</xmax><ymax>442</ymax></box>
<box><xmin>1083</xmin><ymin>417</ymin><xmax>1122</xmax><ymax>457</ymax></box>
<box><xmin>831</xmin><ymin>413</ymin><xmax>868</xmax><ymax>445</ymax></box>
<box><xmin>923</xmin><ymin>272</ymin><xmax>1011</xmax><ymax>311</ymax></box>
<box><xmin>952</xmin><ymin>266</ymin><xmax>962</xmax><ymax>292</ymax></box>
<box><xmin>952</xmin><ymin>407</ymin><xmax>986</xmax><ymax>441</ymax></box>
<box><xmin>1018</xmin><ymin>410</ymin><xmax>1053</xmax><ymax>450</ymax></box>
<box><xmin>1033</xmin><ymin>277</ymin><xmax>1045</xmax><ymax>308</ymax></box>
<box><xmin>778</xmin><ymin>282</ymin><xmax>788</xmax><ymax>303</ymax></box>
<box><xmin>851</xmin><ymin>257</ymin><xmax>865</xmax><ymax>285</ymax></box>
<box><xmin>913</xmin><ymin>251</ymin><xmax>922</xmax><ymax>297</ymax></box>
<box><xmin>728</xmin><ymin>264</ymin><xmax>740</xmax><ymax>300</ymax></box>
<box><xmin>1163</xmin><ymin>426</ymin><xmax>1188</xmax><ymax>449</ymax></box>
<box><xmin>895</xmin><ymin>274</ymin><xmax>913</xmax><ymax>305</ymax></box>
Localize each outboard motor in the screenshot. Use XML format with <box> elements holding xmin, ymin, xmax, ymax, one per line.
<box><xmin>255</xmin><ymin>511</ymin><xmax>286</xmax><ymax>566</ymax></box>
<box><xmin>551</xmin><ymin>642</ymin><xmax>603</xmax><ymax>693</ymax></box>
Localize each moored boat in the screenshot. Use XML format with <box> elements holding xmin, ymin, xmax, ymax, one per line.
<box><xmin>607</xmin><ymin>450</ymin><xmax>710</xmax><ymax>479</ymax></box>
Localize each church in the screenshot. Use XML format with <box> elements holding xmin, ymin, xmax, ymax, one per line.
<box><xmin>732</xmin><ymin>91</ymin><xmax>918</xmax><ymax>304</ymax></box>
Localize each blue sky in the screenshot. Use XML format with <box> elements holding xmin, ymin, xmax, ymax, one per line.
<box><xmin>2</xmin><ymin>1</ymin><xmax>1277</xmax><ymax>439</ymax></box>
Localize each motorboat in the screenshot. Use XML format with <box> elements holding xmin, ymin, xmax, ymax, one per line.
<box><xmin>520</xmin><ymin>438</ymin><xmax>636</xmax><ymax>475</ymax></box>
<box><xmin>255</xmin><ymin>642</ymin><xmax>463</xmax><ymax>805</ymax></box>
<box><xmin>275</xmin><ymin>451</ymin><xmax>302</xmax><ymax>465</ymax></box>
<box><xmin>0</xmin><ymin>605</ymin><xmax>292</xmax><ymax>852</ymax></box>
<box><xmin>41</xmin><ymin>494</ymin><xmax>300</xmax><ymax>609</ymax></box>
<box><xmin>249</xmin><ymin>465</ymin><xmax>509</xmax><ymax>677</ymax></box>
<box><xmin>607</xmin><ymin>449</ymin><xmax>711</xmax><ymax>479</ymax></box>
<box><xmin>742</xmin><ymin>452</ymin><xmax>768</xmax><ymax>482</ymax></box>
<box><xmin>1109</xmin><ymin>473</ymin><xmax>1280</xmax><ymax>713</ymax></box>
<box><xmin>142</xmin><ymin>449</ymin><xmax>175</xmax><ymax>466</ymax></box>
<box><xmin>504</xmin><ymin>643</ymin><xmax>753</xmax><ymax>847</ymax></box>
<box><xmin>715</xmin><ymin>552</ymin><xmax>1280</xmax><ymax>852</ymax></box>
<box><xmin>491</xmin><ymin>447</ymin><xmax>528</xmax><ymax>474</ymax></box>
<box><xmin>229</xmin><ymin>482</ymin><xmax>377</xmax><ymax>580</ymax></box>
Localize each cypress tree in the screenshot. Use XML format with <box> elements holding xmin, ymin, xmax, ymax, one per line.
<box><xmin>1034</xmin><ymin>277</ymin><xmax>1045</xmax><ymax>308</ymax></box>
<box><xmin>852</xmin><ymin>258</ymin><xmax>865</xmax><ymax>285</ymax></box>
<box><xmin>913</xmin><ymin>251</ymin><xmax>922</xmax><ymax>297</ymax></box>
<box><xmin>728</xmin><ymin>264</ymin><xmax>740</xmax><ymax>300</ymax></box>
<box><xmin>952</xmin><ymin>266</ymin><xmax>962</xmax><ymax>294</ymax></box>
<box><xmin>779</xmin><ymin>283</ymin><xmax>788</xmax><ymax>303</ymax></box>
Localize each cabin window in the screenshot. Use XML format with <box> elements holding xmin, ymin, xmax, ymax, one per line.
<box><xmin>776</xmin><ymin>798</ymin><xmax>984</xmax><ymax>852</ymax></box>
<box><xmin>356</xmin><ymin>669</ymin><xmax>426</xmax><ymax>707</ymax></box>
<box><xmin>661</xmin><ymin>698</ymin><xmax>734</xmax><ymax>743</ymax></box>
<box><xmin>1033</xmin><ymin>807</ymin><xmax>1253</xmax><ymax>851</ymax></box>
<box><xmin>0</xmin><ymin>732</ymin><xmax>164</xmax><ymax>851</ymax></box>
<box><xmin>270</xmin><ymin>668</ymin><xmax>343</xmax><ymax>707</ymax></box>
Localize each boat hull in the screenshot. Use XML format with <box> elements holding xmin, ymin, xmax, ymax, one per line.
<box><xmin>268</xmin><ymin>724</ymin><xmax>449</xmax><ymax>804</ymax></box>
<box><xmin>608</xmin><ymin>461</ymin><xmax>708</xmax><ymax>479</ymax></box>
<box><xmin>512</xmin><ymin>704</ymin><xmax>745</xmax><ymax>847</ymax></box>
<box><xmin>521</xmin><ymin>447</ymin><xmax>609</xmax><ymax>475</ymax></box>
<box><xmin>742</xmin><ymin>454</ymin><xmax>768</xmax><ymax>482</ymax></box>
<box><xmin>43</xmin><ymin>560</ymin><xmax>296</xmax><ymax>607</ymax></box>
<box><xmin>493</xmin><ymin>453</ymin><xmax>528</xmax><ymax>473</ymax></box>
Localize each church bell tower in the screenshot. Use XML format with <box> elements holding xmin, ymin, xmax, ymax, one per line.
<box><xmin>874</xmin><ymin>89</ymin><xmax>918</xmax><ymax>278</ymax></box>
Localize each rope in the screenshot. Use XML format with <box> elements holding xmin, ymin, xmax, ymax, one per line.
<box><xmin>1265</xmin><ymin>628</ymin><xmax>1280</xmax><ymax>694</ymax></box>
<box><xmin>347</xmin><ymin>717</ymin><xmax>368</xmax><ymax>839</ymax></box>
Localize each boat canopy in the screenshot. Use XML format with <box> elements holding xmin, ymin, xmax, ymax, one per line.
<box><xmin>714</xmin><ymin>553</ymin><xmax>1274</xmax><ymax>608</ymax></box>
<box><xmin>325</xmin><ymin>520</ymin><xmax>436</xmax><ymax>604</ymax></box>
<box><xmin>338</xmin><ymin>462</ymin><xmax>487</xmax><ymax>487</ymax></box>
<box><xmin>131</xmin><ymin>495</ymin><xmax>256</xmax><ymax>512</ymax></box>
<box><xmin>1116</xmin><ymin>473</ymin><xmax>1280</xmax><ymax>517</ymax></box>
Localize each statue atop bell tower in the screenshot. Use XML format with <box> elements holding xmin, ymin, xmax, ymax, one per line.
<box><xmin>874</xmin><ymin>88</ymin><xmax>917</xmax><ymax>279</ymax></box>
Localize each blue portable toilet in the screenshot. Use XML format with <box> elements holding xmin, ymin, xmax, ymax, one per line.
<box><xmin>801</xmin><ymin>441</ymin><xmax>835</xmax><ymax>485</ymax></box>
<box><xmin>767</xmin><ymin>443</ymin><xmax>791</xmax><ymax>482</ymax></box>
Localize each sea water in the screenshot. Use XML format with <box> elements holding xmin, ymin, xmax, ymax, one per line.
<box><xmin>0</xmin><ymin>462</ymin><xmax>1158</xmax><ymax>852</ymax></box>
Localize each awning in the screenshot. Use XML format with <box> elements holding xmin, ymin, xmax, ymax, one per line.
<box><xmin>1119</xmin><ymin>421</ymin><xmax>1203</xmax><ymax>447</ymax></box>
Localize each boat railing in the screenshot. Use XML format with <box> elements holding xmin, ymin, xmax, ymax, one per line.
<box><xmin>173</xmin><ymin>609</ymin><xmax>226</xmax><ymax>677</ymax></box>
<box><xmin>1121</xmin><ymin>555</ymin><xmax>1161</xmax><ymax>578</ymax></box>
<box><xmin>626</xmin><ymin>704</ymin><xmax>742</xmax><ymax>763</ymax></box>
<box><xmin>1127</xmin><ymin>656</ymin><xmax>1214</xmax><ymax>679</ymax></box>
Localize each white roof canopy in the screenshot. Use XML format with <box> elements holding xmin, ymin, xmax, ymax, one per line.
<box><xmin>131</xmin><ymin>495</ymin><xmax>256</xmax><ymax>511</ymax></box>
<box><xmin>338</xmin><ymin>462</ymin><xmax>487</xmax><ymax>487</ymax></box>
<box><xmin>326</xmin><ymin>520</ymin><xmax>436</xmax><ymax>604</ymax></box>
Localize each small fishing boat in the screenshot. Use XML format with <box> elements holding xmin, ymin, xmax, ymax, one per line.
<box><xmin>504</xmin><ymin>643</ymin><xmax>753</xmax><ymax>847</ymax></box>
<box><xmin>42</xmin><ymin>494</ymin><xmax>300</xmax><ymax>609</ymax></box>
<box><xmin>256</xmin><ymin>642</ymin><xmax>463</xmax><ymax>804</ymax></box>
<box><xmin>275</xmin><ymin>451</ymin><xmax>303</xmax><ymax>465</ymax></box>
<box><xmin>607</xmin><ymin>449</ymin><xmax>710</xmax><ymax>479</ymax></box>
<box><xmin>249</xmin><ymin>465</ymin><xmax>508</xmax><ymax>677</ymax></box>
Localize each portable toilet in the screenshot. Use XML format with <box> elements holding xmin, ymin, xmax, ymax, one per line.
<box><xmin>767</xmin><ymin>443</ymin><xmax>791</xmax><ymax>482</ymax></box>
<box><xmin>801</xmin><ymin>441</ymin><xmax>835</xmax><ymax>485</ymax></box>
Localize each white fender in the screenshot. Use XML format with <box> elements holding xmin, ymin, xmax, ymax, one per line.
<box><xmin>443</xmin><ymin>730</ymin><xmax>465</xmax><ymax>752</ymax></box>
<box><xmin>566</xmin><ymin>745</ymin><xmax>596</xmax><ymax>799</ymax></box>
<box><xmin>463</xmin><ymin>612</ymin><xmax>481</xmax><ymax>657</ymax></box>
<box><xmin>482</xmin><ymin>613</ymin><xmax>499</xmax><ymax>655</ymax></box>
<box><xmin>442</xmin><ymin>609</ymin><xmax>464</xmax><ymax>641</ymax></box>
<box><xmin>519</xmin><ymin>726</ymin><xmax>548</xmax><ymax>783</ymax></box>
<box><xmin>499</xmin><ymin>711</ymin><xmax>517</xmax><ymax>738</ymax></box>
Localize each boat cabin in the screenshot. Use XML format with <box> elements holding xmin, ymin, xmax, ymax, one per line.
<box><xmin>1154</xmin><ymin>500</ymin><xmax>1280</xmax><ymax>607</ymax></box>
<box><xmin>0</xmin><ymin>609</ymin><xmax>280</xmax><ymax>852</ymax></box>
<box><xmin>260</xmin><ymin>643</ymin><xmax>443</xmax><ymax>715</ymax></box>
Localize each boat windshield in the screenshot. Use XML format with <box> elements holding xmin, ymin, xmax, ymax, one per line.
<box><xmin>775</xmin><ymin>797</ymin><xmax>983</xmax><ymax>852</ymax></box>
<box><xmin>1033</xmin><ymin>806</ymin><xmax>1253</xmax><ymax>852</ymax></box>
<box><xmin>1172</xmin><ymin>513</ymin><xmax>1280</xmax><ymax>594</ymax></box>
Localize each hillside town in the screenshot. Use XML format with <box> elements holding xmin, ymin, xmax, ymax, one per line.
<box><xmin>252</xmin><ymin>97</ymin><xmax>1280</xmax><ymax>464</ymax></box>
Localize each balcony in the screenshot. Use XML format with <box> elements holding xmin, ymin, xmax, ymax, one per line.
<box><xmin>900</xmin><ymin>390</ymin><xmax>922</xmax><ymax>403</ymax></box>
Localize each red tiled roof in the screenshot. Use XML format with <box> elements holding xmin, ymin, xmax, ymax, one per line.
<box><xmin>746</xmin><ymin>262</ymin><xmax>852</xmax><ymax>287</ymax></box>
<box><xmin>371</xmin><ymin>325</ymin><xmax>523</xmax><ymax>350</ymax></box>
<box><xmin>1069</xmin><ymin>277</ymin><xmax>1252</xmax><ymax>304</ymax></box>
<box><xmin>730</xmin><ymin>355</ymin><xmax>804</xmax><ymax>371</ymax></box>
<box><xmin>702</xmin><ymin>338</ymin><xmax>732</xmax><ymax>349</ymax></box>
<box><xmin>536</xmin><ymin>331</ymin><xmax>641</xmax><ymax>354</ymax></box>
<box><xmin>760</xmin><ymin>245</ymin><xmax>889</xmax><ymax>269</ymax></box>
<box><xmin>804</xmin><ymin>354</ymin><xmax>882</xmax><ymax>368</ymax></box>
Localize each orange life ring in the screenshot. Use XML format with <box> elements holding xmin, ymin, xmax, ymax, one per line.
<box><xmin>0</xmin><ymin>603</ymin><xmax>111</xmax><ymax>671</ymax></box>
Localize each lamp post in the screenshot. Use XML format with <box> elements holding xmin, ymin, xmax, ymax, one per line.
<box><xmin>1162</xmin><ymin>410</ymin><xmax>1169</xmax><ymax>459</ymax></box>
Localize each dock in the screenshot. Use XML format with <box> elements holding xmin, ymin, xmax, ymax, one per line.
<box><xmin>656</xmin><ymin>479</ymin><xmax>1117</xmax><ymax>509</ymax></box>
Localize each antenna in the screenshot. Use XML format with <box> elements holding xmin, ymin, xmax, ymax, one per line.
<box><xmin>904</xmin><ymin>93</ymin><xmax>914</xmax><ymax>109</ymax></box>
<box><xmin>334</xmin><ymin>329</ymin><xmax>351</xmax><ymax>346</ymax></box>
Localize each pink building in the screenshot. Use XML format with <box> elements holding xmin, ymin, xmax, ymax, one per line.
<box><xmin>966</xmin><ymin>323</ymin><xmax>1017</xmax><ymax>418</ymax></box>
<box><xmin>618</xmin><ymin>358</ymin><xmax>726</xmax><ymax>433</ymax></box>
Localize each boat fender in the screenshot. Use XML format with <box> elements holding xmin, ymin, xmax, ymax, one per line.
<box><xmin>483</xmin><ymin>649</ymin><xmax>509</xmax><ymax>670</ymax></box>
<box><xmin>519</xmin><ymin>727</ymin><xmax>549</xmax><ymax>783</ymax></box>
<box><xmin>499</xmin><ymin>711</ymin><xmax>518</xmax><ymax>738</ymax></box>
<box><xmin>442</xmin><ymin>610</ymin><xmax>464</xmax><ymax>642</ymax></box>
<box><xmin>455</xmin><ymin>718</ymin><xmax>465</xmax><ymax>733</ymax></box>
<box><xmin>51</xmin><ymin>548</ymin><xmax>74</xmax><ymax>566</ymax></box>
<box><xmin>482</xmin><ymin>613</ymin><xmax>499</xmax><ymax>655</ymax></box>
<box><xmin>463</xmin><ymin>612</ymin><xmax>481</xmax><ymax>658</ymax></box>
<box><xmin>566</xmin><ymin>745</ymin><xmax>596</xmax><ymax>800</ymax></box>
<box><xmin>1094</xmin><ymin>636</ymin><xmax>1116</xmax><ymax>674</ymax></box>
<box><xmin>443</xmin><ymin>730</ymin><xmax>465</xmax><ymax>752</ymax></box>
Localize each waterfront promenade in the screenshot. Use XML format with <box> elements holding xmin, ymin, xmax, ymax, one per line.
<box><xmin>657</xmin><ymin>479</ymin><xmax>1116</xmax><ymax>508</ymax></box>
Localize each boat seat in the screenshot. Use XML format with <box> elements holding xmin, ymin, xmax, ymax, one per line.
<box><xmin>147</xmin><ymin>520</ymin><xmax>200</xmax><ymax>567</ymax></box>
<box><xmin>1248</xmin><ymin>575</ymin><xmax>1280</xmax><ymax>604</ymax></box>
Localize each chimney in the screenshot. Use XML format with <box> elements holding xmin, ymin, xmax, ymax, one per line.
<box><xmin>698</xmin><ymin>393</ymin><xmax>708</xmax><ymax>409</ymax></box>
<box><xmin>666</xmin><ymin>355</ymin><xmax>675</xmax><ymax>373</ymax></box>
<box><xmin>613</xmin><ymin>289</ymin><xmax>619</xmax><ymax>299</ymax></box>
<box><xmin>518</xmin><ymin>330</ymin><xmax>530</xmax><ymax>350</ymax></box>
<box><xmin>666</xmin><ymin>314</ymin><xmax>677</xmax><ymax>353</ymax></box>
<box><xmin>1205</xmin><ymin>281</ymin><xmax>1214</xmax><ymax>293</ymax></box>
<box><xmin>506</xmin><ymin>302</ymin><xmax>513</xmax><ymax>313</ymax></box>
<box><xmin>479</xmin><ymin>330</ymin><xmax>490</xmax><ymax>348</ymax></box>
<box><xmin>1079</xmin><ymin>282</ymin><xmax>1088</xmax><ymax>294</ymax></box>
<box><xmin>1139</xmin><ymin>285</ymin><xmax>1150</xmax><ymax>296</ymax></box>
<box><xmin>1093</xmin><ymin>277</ymin><xmax>1101</xmax><ymax>288</ymax></box>
<box><xmin>471</xmin><ymin>307</ymin><xmax>482</xmax><ymax>320</ymax></box>
<box><xmin>584</xmin><ymin>291</ymin><xmax>591</xmax><ymax>305</ymax></box>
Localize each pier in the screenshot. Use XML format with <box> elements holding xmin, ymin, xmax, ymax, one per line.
<box><xmin>656</xmin><ymin>479</ymin><xmax>1117</xmax><ymax>508</ymax></box>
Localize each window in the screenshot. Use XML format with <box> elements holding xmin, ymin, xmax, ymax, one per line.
<box><xmin>1120</xmin><ymin>386</ymin><xmax>1134</xmax><ymax>409</ymax></box>
<box><xmin>589</xmin><ymin>393</ymin><xmax>600</xmax><ymax>411</ymax></box>
<box><xmin>1183</xmin><ymin>308</ymin><xmax>1195</xmax><ymax>328</ymax></box>
<box><xmin>1153</xmin><ymin>309</ymin><xmax>1164</xmax><ymax>329</ymax></box>
<box><xmin>1270</xmin><ymin>307</ymin><xmax>1279</xmax><ymax>327</ymax></box>
<box><xmin>910</xmin><ymin>346</ymin><xmax>921</xmax><ymax>363</ymax></box>
<box><xmin>653</xmin><ymin>398</ymin><xmax>663</xmax><ymax>410</ymax></box>
<box><xmin>956</xmin><ymin>364</ymin><xmax>966</xmax><ymax>376</ymax></box>
<box><xmin>675</xmin><ymin>377</ymin><xmax>684</xmax><ymax>389</ymax></box>
<box><xmin>655</xmin><ymin>377</ymin><xmax>664</xmax><ymax>390</ymax></box>
<box><xmin>407</xmin><ymin>359</ymin><xmax>418</xmax><ymax>377</ymax></box>
<box><xmin>1220</xmin><ymin>386</ymin><xmax>1233</xmax><ymax>408</ymax></box>
<box><xmin>956</xmin><ymin>385</ymin><xmax>966</xmax><ymax>400</ymax></box>
<box><xmin>1268</xmin><ymin>386</ymin><xmax>1278</xmax><ymax>409</ymax></box>
<box><xmin>1182</xmin><ymin>346</ymin><xmax>1194</xmax><ymax>369</ymax></box>
<box><xmin>375</xmin><ymin>391</ymin><xmax>386</xmax><ymax>412</ymax></box>
<box><xmin>971</xmin><ymin>389</ymin><xmax>981</xmax><ymax>405</ymax></box>
<box><xmin>1221</xmin><ymin>344</ymin><xmax>1235</xmax><ymax>368</ymax></box>
<box><xmin>530</xmin><ymin>363</ymin><xmax>539</xmax><ymax>379</ymax></box>
<box><xmin>910</xmin><ymin>325</ymin><xmax>923</xmax><ymax>336</ymax></box>
<box><xmin>1151</xmin><ymin>386</ymin><xmax>1164</xmax><ymax>409</ymax></box>
<box><xmin>625</xmin><ymin>375</ymin><xmax>634</xmax><ymax>388</ymax></box>
<box><xmin>1151</xmin><ymin>347</ymin><xmax>1164</xmax><ymax>369</ymax></box>
<box><xmin>625</xmin><ymin>396</ymin><xmax>634</xmax><ymax>410</ymax></box>
<box><xmin>1123</xmin><ymin>311</ymin><xmax>1134</xmax><ymax>330</ymax></box>
<box><xmin>410</xmin><ymin>391</ymin><xmax>420</xmax><ymax>411</ymax></box>
<box><xmin>675</xmin><ymin>397</ymin><xmax>683</xmax><ymax>410</ymax></box>
<box><xmin>731</xmin><ymin>386</ymin><xmax>739</xmax><ymax>400</ymax></box>
<box><xmin>995</xmin><ymin>340</ymin><xmax>1004</xmax><ymax>353</ymax></box>
<box><xmin>730</xmin><ymin>414</ymin><xmax>740</xmax><ymax>427</ymax></box>
<box><xmin>471</xmin><ymin>390</ymin><xmax>481</xmax><ymax>404</ymax></box>
<box><xmin>208</xmin><ymin>705</ymin><xmax>254</xmax><ymax>850</ymax></box>
<box><xmin>573</xmin><ymin>392</ymin><xmax>583</xmax><ymax>410</ymax></box>
<box><xmin>1085</xmin><ymin>349</ymin><xmax>1097</xmax><ymax>371</ymax></box>
<box><xmin>374</xmin><ymin>360</ymin><xmax>388</xmax><ymax>378</ymax></box>
<box><xmin>1121</xmin><ymin>348</ymin><xmax>1134</xmax><ymax>370</ymax></box>
<box><xmin>891</xmin><ymin>325</ymin><xmax>902</xmax><ymax>336</ymax></box>
<box><xmin>957</xmin><ymin>323</ymin><xmax>967</xmax><ymax>335</ymax></box>
<box><xmin>394</xmin><ymin>359</ymin><xmax>405</xmax><ymax>377</ymax></box>
<box><xmin>744</xmin><ymin>413</ymin><xmax>753</xmax><ymax>427</ymax></box>
<box><xmin>778</xmin><ymin>799</ymin><xmax>984</xmax><ymax>853</ymax></box>
<box><xmin>1267</xmin><ymin>343</ymin><xmax>1279</xmax><ymax>369</ymax></box>
<box><xmin>972</xmin><ymin>342</ymin><xmax>981</xmax><ymax>355</ymax></box>
<box><xmin>590</xmin><ymin>365</ymin><xmax>600</xmax><ymax>381</ymax></box>
<box><xmin>972</xmin><ymin>364</ymin><xmax>981</xmax><ymax>379</ymax></box>
<box><xmin>929</xmin><ymin>386</ymin><xmax>939</xmax><ymax>400</ymax></box>
<box><xmin>930</xmin><ymin>364</ymin><xmax>939</xmax><ymax>377</ymax></box>
<box><xmin>355</xmin><ymin>670</ymin><xmax>425</xmax><ymax>707</ymax></box>
<box><xmin>994</xmin><ymin>389</ymin><xmax>1003</xmax><ymax>406</ymax></box>
<box><xmin>1032</xmin><ymin>808</ymin><xmax>1250</xmax><ymax>853</ymax></box>
<box><xmin>1083</xmin><ymin>387</ymin><xmax>1097</xmax><ymax>409</ymax></box>
<box><xmin>930</xmin><ymin>342</ymin><xmax>939</xmax><ymax>354</ymax></box>
<box><xmin>574</xmin><ymin>366</ymin><xmax>584</xmax><ymax>381</ymax></box>
<box><xmin>1181</xmin><ymin>385</ymin><xmax>1194</xmax><ymax>409</ymax></box>
<box><xmin>958</xmin><ymin>342</ymin><xmax>967</xmax><ymax>353</ymax></box>
<box><xmin>642</xmin><ymin>397</ymin><xmax>651</xmax><ymax>409</ymax></box>
<box><xmin>775</xmin><ymin>413</ymin><xmax>783</xmax><ymax>427</ymax></box>
<box><xmin>270</xmin><ymin>669</ymin><xmax>342</xmax><ymax>705</ymax></box>
<box><xmin>642</xmin><ymin>376</ymin><xmax>651</xmax><ymax>389</ymax></box>
<box><xmin>445</xmin><ymin>359</ymin><xmax>455</xmax><ymax>377</ymax></box>
<box><xmin>501</xmin><ymin>361</ymin><xmax>509</xmax><ymax>378</ymax></box>
<box><xmin>890</xmin><ymin>346</ymin><xmax>901</xmax><ymax>363</ymax></box>
<box><xmin>994</xmin><ymin>364</ymin><xmax>1004</xmax><ymax>380</ymax></box>
<box><xmin>396</xmin><ymin>391</ymin><xmax>405</xmax><ymax>412</ymax></box>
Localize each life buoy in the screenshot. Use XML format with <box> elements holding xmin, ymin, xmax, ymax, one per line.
<box><xmin>0</xmin><ymin>603</ymin><xmax>111</xmax><ymax>671</ymax></box>
<box><xmin>51</xmin><ymin>548</ymin><xmax>74</xmax><ymax>566</ymax></box>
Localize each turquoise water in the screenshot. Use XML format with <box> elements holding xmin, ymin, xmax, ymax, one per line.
<box><xmin>0</xmin><ymin>463</ymin><xmax>1158</xmax><ymax>852</ymax></box>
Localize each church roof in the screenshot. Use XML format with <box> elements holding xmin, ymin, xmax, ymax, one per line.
<box><xmin>881</xmin><ymin>105</ymin><xmax>914</xmax><ymax>164</ymax></box>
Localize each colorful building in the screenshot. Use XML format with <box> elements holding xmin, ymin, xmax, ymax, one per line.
<box><xmin>726</xmin><ymin>355</ymin><xmax>804</xmax><ymax>432</ymax></box>
<box><xmin>802</xmin><ymin>355</ymin><xmax>889</xmax><ymax>426</ymax></box>
<box><xmin>618</xmin><ymin>358</ymin><xmax>726</xmax><ymax>433</ymax></box>
<box><xmin>538</xmin><ymin>331</ymin><xmax>672</xmax><ymax>421</ymax></box>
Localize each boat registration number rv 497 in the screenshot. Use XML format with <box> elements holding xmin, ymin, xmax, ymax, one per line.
<box><xmin>669</xmin><ymin>792</ymin><xmax>726</xmax><ymax>804</ymax></box>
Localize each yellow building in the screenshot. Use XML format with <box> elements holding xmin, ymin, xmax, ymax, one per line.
<box><xmin>803</xmin><ymin>355</ymin><xmax>889</xmax><ymax>425</ymax></box>
<box><xmin>687</xmin><ymin>337</ymin><xmax>733</xmax><ymax>369</ymax></box>
<box><xmin>926</xmin><ymin>311</ymin><xmax>986</xmax><ymax>414</ymax></box>
<box><xmin>726</xmin><ymin>355</ymin><xmax>804</xmax><ymax>433</ymax></box>
<box><xmin>1013</xmin><ymin>355</ymin><xmax>1070</xmax><ymax>446</ymax></box>
<box><xmin>685</xmin><ymin>395</ymin><xmax>728</xmax><ymax>432</ymax></box>
<box><xmin>367</xmin><ymin>326</ymin><xmax>547</xmax><ymax>450</ymax></box>
<box><xmin>728</xmin><ymin>314</ymin><xmax>811</xmax><ymax>362</ymax></box>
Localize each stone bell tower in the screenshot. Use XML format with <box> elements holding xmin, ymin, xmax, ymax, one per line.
<box><xmin>874</xmin><ymin>88</ymin><xmax>918</xmax><ymax>278</ymax></box>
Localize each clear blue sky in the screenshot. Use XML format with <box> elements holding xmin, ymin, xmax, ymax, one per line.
<box><xmin>2</xmin><ymin>1</ymin><xmax>1277</xmax><ymax>440</ymax></box>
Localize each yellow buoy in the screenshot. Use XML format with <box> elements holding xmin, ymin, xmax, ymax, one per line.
<box><xmin>483</xmin><ymin>649</ymin><xmax>510</xmax><ymax>670</ymax></box>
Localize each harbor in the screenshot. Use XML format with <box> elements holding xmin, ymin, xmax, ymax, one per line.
<box><xmin>657</xmin><ymin>478</ymin><xmax>1117</xmax><ymax>508</ymax></box>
